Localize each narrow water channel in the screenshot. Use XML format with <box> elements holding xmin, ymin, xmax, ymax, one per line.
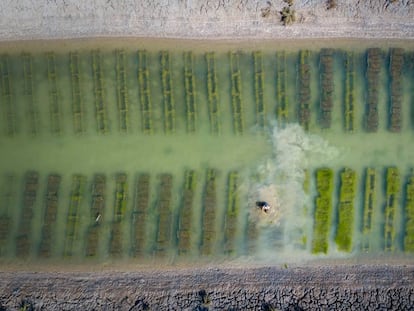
<box><xmin>0</xmin><ymin>39</ymin><xmax>413</xmax><ymax>265</ymax></box>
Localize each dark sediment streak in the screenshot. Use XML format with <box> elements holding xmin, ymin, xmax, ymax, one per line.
<box><xmin>0</xmin><ymin>265</ymin><xmax>413</xmax><ymax>310</ymax></box>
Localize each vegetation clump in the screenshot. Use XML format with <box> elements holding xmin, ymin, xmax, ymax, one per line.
<box><xmin>384</xmin><ymin>167</ymin><xmax>400</xmax><ymax>251</ymax></box>
<box><xmin>85</xmin><ymin>174</ymin><xmax>105</xmax><ymax>257</ymax></box>
<box><xmin>404</xmin><ymin>171</ymin><xmax>414</xmax><ymax>252</ymax></box>
<box><xmin>69</xmin><ymin>52</ymin><xmax>84</xmax><ymax>134</ymax></box>
<box><xmin>298</xmin><ymin>50</ymin><xmax>311</xmax><ymax>131</ymax></box>
<box><xmin>361</xmin><ymin>168</ymin><xmax>377</xmax><ymax>251</ymax></box>
<box><xmin>91</xmin><ymin>50</ymin><xmax>108</xmax><ymax>134</ymax></box>
<box><xmin>206</xmin><ymin>52</ymin><xmax>220</xmax><ymax>134</ymax></box>
<box><xmin>261</xmin><ymin>1</ymin><xmax>272</xmax><ymax>18</ymax></box>
<box><xmin>16</xmin><ymin>171</ymin><xmax>39</xmax><ymax>258</ymax></box>
<box><xmin>137</xmin><ymin>50</ymin><xmax>153</xmax><ymax>134</ymax></box>
<box><xmin>280</xmin><ymin>5</ymin><xmax>296</xmax><ymax>26</ymax></box>
<box><xmin>319</xmin><ymin>48</ymin><xmax>334</xmax><ymax>129</ymax></box>
<box><xmin>312</xmin><ymin>168</ymin><xmax>334</xmax><ymax>254</ymax></box>
<box><xmin>335</xmin><ymin>168</ymin><xmax>356</xmax><ymax>252</ymax></box>
<box><xmin>260</xmin><ymin>0</ymin><xmax>296</xmax><ymax>26</ymax></box>
<box><xmin>389</xmin><ymin>48</ymin><xmax>404</xmax><ymax>132</ymax></box>
<box><xmin>253</xmin><ymin>51</ymin><xmax>266</xmax><ymax>131</ymax></box>
<box><xmin>326</xmin><ymin>0</ymin><xmax>337</xmax><ymax>10</ymax></box>
<box><xmin>344</xmin><ymin>52</ymin><xmax>355</xmax><ymax>132</ymax></box>
<box><xmin>224</xmin><ymin>171</ymin><xmax>239</xmax><ymax>254</ymax></box>
<box><xmin>155</xmin><ymin>174</ymin><xmax>173</xmax><ymax>256</ymax></box>
<box><xmin>178</xmin><ymin>170</ymin><xmax>197</xmax><ymax>254</ymax></box>
<box><xmin>115</xmin><ymin>49</ymin><xmax>129</xmax><ymax>132</ymax></box>
<box><xmin>132</xmin><ymin>173</ymin><xmax>150</xmax><ymax>257</ymax></box>
<box><xmin>276</xmin><ymin>51</ymin><xmax>288</xmax><ymax>125</ymax></box>
<box><xmin>184</xmin><ymin>51</ymin><xmax>197</xmax><ymax>133</ymax></box>
<box><xmin>160</xmin><ymin>51</ymin><xmax>176</xmax><ymax>134</ymax></box>
<box><xmin>365</xmin><ymin>48</ymin><xmax>381</xmax><ymax>132</ymax></box>
<box><xmin>38</xmin><ymin>174</ymin><xmax>61</xmax><ymax>258</ymax></box>
<box><xmin>109</xmin><ymin>173</ymin><xmax>128</xmax><ymax>257</ymax></box>
<box><xmin>201</xmin><ymin>169</ymin><xmax>217</xmax><ymax>255</ymax></box>
<box><xmin>229</xmin><ymin>51</ymin><xmax>244</xmax><ymax>135</ymax></box>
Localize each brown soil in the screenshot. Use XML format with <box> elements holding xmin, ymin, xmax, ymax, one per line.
<box><xmin>0</xmin><ymin>264</ymin><xmax>413</xmax><ymax>310</ymax></box>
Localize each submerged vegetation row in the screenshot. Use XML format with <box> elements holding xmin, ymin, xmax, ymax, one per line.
<box><xmin>0</xmin><ymin>48</ymin><xmax>414</xmax><ymax>136</ymax></box>
<box><xmin>0</xmin><ymin>166</ymin><xmax>414</xmax><ymax>261</ymax></box>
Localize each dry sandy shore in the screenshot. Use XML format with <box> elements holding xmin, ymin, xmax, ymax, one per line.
<box><xmin>1</xmin><ymin>0</ymin><xmax>414</xmax><ymax>310</ymax></box>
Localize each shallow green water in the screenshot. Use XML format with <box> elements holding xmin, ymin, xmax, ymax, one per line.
<box><xmin>0</xmin><ymin>39</ymin><xmax>413</xmax><ymax>264</ymax></box>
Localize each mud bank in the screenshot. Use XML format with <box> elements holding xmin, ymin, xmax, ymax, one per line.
<box><xmin>0</xmin><ymin>265</ymin><xmax>413</xmax><ymax>310</ymax></box>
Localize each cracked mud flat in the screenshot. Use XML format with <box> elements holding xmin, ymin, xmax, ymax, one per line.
<box><xmin>0</xmin><ymin>0</ymin><xmax>414</xmax><ymax>310</ymax></box>
<box><xmin>0</xmin><ymin>264</ymin><xmax>413</xmax><ymax>310</ymax></box>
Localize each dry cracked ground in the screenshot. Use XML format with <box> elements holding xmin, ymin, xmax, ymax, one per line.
<box><xmin>0</xmin><ymin>265</ymin><xmax>413</xmax><ymax>310</ymax></box>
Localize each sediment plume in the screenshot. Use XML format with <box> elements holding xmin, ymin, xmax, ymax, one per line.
<box><xmin>247</xmin><ymin>123</ymin><xmax>339</xmax><ymax>261</ymax></box>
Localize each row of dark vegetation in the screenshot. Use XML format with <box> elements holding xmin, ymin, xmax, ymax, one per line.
<box><xmin>229</xmin><ymin>52</ymin><xmax>244</xmax><ymax>135</ymax></box>
<box><xmin>115</xmin><ymin>49</ymin><xmax>129</xmax><ymax>132</ymax></box>
<box><xmin>47</xmin><ymin>52</ymin><xmax>61</xmax><ymax>135</ymax></box>
<box><xmin>109</xmin><ymin>173</ymin><xmax>128</xmax><ymax>257</ymax></box>
<box><xmin>319</xmin><ymin>48</ymin><xmax>334</xmax><ymax>129</ymax></box>
<box><xmin>85</xmin><ymin>174</ymin><xmax>105</xmax><ymax>257</ymax></box>
<box><xmin>16</xmin><ymin>172</ymin><xmax>39</xmax><ymax>257</ymax></box>
<box><xmin>298</xmin><ymin>50</ymin><xmax>311</xmax><ymax>131</ymax></box>
<box><xmin>178</xmin><ymin>170</ymin><xmax>196</xmax><ymax>254</ymax></box>
<box><xmin>64</xmin><ymin>175</ymin><xmax>85</xmax><ymax>257</ymax></box>
<box><xmin>132</xmin><ymin>173</ymin><xmax>150</xmax><ymax>256</ymax></box>
<box><xmin>0</xmin><ymin>174</ymin><xmax>14</xmax><ymax>256</ymax></box>
<box><xmin>160</xmin><ymin>51</ymin><xmax>176</xmax><ymax>134</ymax></box>
<box><xmin>1</xmin><ymin>167</ymin><xmax>414</xmax><ymax>259</ymax></box>
<box><xmin>0</xmin><ymin>48</ymin><xmax>413</xmax><ymax>136</ymax></box>
<box><xmin>388</xmin><ymin>48</ymin><xmax>404</xmax><ymax>132</ymax></box>
<box><xmin>154</xmin><ymin>174</ymin><xmax>173</xmax><ymax>256</ymax></box>
<box><xmin>200</xmin><ymin>169</ymin><xmax>217</xmax><ymax>255</ymax></box>
<box><xmin>38</xmin><ymin>174</ymin><xmax>61</xmax><ymax>257</ymax></box>
<box><xmin>254</xmin><ymin>51</ymin><xmax>266</xmax><ymax>132</ymax></box>
<box><xmin>343</xmin><ymin>52</ymin><xmax>355</xmax><ymax>132</ymax></box>
<box><xmin>365</xmin><ymin>48</ymin><xmax>381</xmax><ymax>132</ymax></box>
<box><xmin>91</xmin><ymin>50</ymin><xmax>108</xmax><ymax>133</ymax></box>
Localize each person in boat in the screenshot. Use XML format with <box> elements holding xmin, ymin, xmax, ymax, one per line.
<box><xmin>256</xmin><ymin>201</ymin><xmax>270</xmax><ymax>213</ymax></box>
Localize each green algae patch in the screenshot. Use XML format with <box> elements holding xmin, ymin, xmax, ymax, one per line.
<box><xmin>312</xmin><ymin>168</ymin><xmax>334</xmax><ymax>254</ymax></box>
<box><xmin>335</xmin><ymin>168</ymin><xmax>356</xmax><ymax>252</ymax></box>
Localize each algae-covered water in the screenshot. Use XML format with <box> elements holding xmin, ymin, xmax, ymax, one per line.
<box><xmin>0</xmin><ymin>39</ymin><xmax>413</xmax><ymax>265</ymax></box>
